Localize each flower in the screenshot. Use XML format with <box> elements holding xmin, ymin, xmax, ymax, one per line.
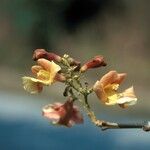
<box><xmin>93</xmin><ymin>70</ymin><xmax>137</xmax><ymax>108</ymax></box>
<box><xmin>22</xmin><ymin>58</ymin><xmax>61</xmax><ymax>94</ymax></box>
<box><xmin>117</xmin><ymin>86</ymin><xmax>137</xmax><ymax>108</ymax></box>
<box><xmin>33</xmin><ymin>49</ymin><xmax>61</xmax><ymax>62</ymax></box>
<box><xmin>42</xmin><ymin>100</ymin><xmax>83</xmax><ymax>127</ymax></box>
<box><xmin>80</xmin><ymin>55</ymin><xmax>106</xmax><ymax>72</ymax></box>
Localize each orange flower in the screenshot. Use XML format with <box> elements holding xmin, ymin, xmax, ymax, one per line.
<box><xmin>93</xmin><ymin>71</ymin><xmax>137</xmax><ymax>108</ymax></box>
<box><xmin>42</xmin><ymin>100</ymin><xmax>83</xmax><ymax>127</ymax></box>
<box><xmin>22</xmin><ymin>58</ymin><xmax>61</xmax><ymax>94</ymax></box>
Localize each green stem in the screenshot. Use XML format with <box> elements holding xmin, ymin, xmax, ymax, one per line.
<box><xmin>82</xmin><ymin>94</ymin><xmax>103</xmax><ymax>126</ymax></box>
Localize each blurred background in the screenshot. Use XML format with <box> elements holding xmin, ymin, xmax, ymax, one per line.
<box><xmin>0</xmin><ymin>0</ymin><xmax>150</xmax><ymax>149</ymax></box>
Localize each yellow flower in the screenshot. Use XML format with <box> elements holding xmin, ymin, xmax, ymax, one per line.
<box><xmin>22</xmin><ymin>58</ymin><xmax>61</xmax><ymax>94</ymax></box>
<box><xmin>93</xmin><ymin>70</ymin><xmax>137</xmax><ymax>108</ymax></box>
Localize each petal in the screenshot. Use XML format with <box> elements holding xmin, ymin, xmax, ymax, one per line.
<box><xmin>115</xmin><ymin>73</ymin><xmax>126</xmax><ymax>84</ymax></box>
<box><xmin>37</xmin><ymin>59</ymin><xmax>61</xmax><ymax>72</ymax></box>
<box><xmin>42</xmin><ymin>104</ymin><xmax>55</xmax><ymax>113</ymax></box>
<box><xmin>23</xmin><ymin>76</ymin><xmax>50</xmax><ymax>86</ymax></box>
<box><xmin>71</xmin><ymin>106</ymin><xmax>84</xmax><ymax>124</ymax></box>
<box><xmin>117</xmin><ymin>97</ymin><xmax>137</xmax><ymax>105</ymax></box>
<box><xmin>99</xmin><ymin>71</ymin><xmax>126</xmax><ymax>87</ymax></box>
<box><xmin>58</xmin><ymin>107</ymin><xmax>83</xmax><ymax>127</ymax></box>
<box><xmin>93</xmin><ymin>81</ymin><xmax>108</xmax><ymax>102</ymax></box>
<box><xmin>42</xmin><ymin>104</ymin><xmax>61</xmax><ymax>122</ymax></box>
<box><xmin>42</xmin><ymin>112</ymin><xmax>60</xmax><ymax>121</ymax></box>
<box><xmin>105</xmin><ymin>93</ymin><xmax>119</xmax><ymax>105</ymax></box>
<box><xmin>99</xmin><ymin>71</ymin><xmax>117</xmax><ymax>87</ymax></box>
<box><xmin>22</xmin><ymin>76</ymin><xmax>43</xmax><ymax>94</ymax></box>
<box><xmin>48</xmin><ymin>61</ymin><xmax>61</xmax><ymax>77</ymax></box>
<box><xmin>37</xmin><ymin>59</ymin><xmax>61</xmax><ymax>84</ymax></box>
<box><xmin>37</xmin><ymin>70</ymin><xmax>50</xmax><ymax>81</ymax></box>
<box><xmin>122</xmin><ymin>86</ymin><xmax>136</xmax><ymax>98</ymax></box>
<box><xmin>71</xmin><ymin>112</ymin><xmax>83</xmax><ymax>124</ymax></box>
<box><xmin>35</xmin><ymin>70</ymin><xmax>54</xmax><ymax>85</ymax></box>
<box><xmin>117</xmin><ymin>86</ymin><xmax>137</xmax><ymax>108</ymax></box>
<box><xmin>43</xmin><ymin>103</ymin><xmax>63</xmax><ymax>113</ymax></box>
<box><xmin>31</xmin><ymin>65</ymin><xmax>43</xmax><ymax>74</ymax></box>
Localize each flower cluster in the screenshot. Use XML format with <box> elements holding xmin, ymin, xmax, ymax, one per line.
<box><xmin>22</xmin><ymin>49</ymin><xmax>137</xmax><ymax>128</ymax></box>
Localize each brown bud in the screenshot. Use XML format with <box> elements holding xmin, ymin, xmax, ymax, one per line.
<box><xmin>55</xmin><ymin>73</ymin><xmax>66</xmax><ymax>82</ymax></box>
<box><xmin>80</xmin><ymin>55</ymin><xmax>107</xmax><ymax>72</ymax></box>
<box><xmin>33</xmin><ymin>49</ymin><xmax>61</xmax><ymax>62</ymax></box>
<box><xmin>68</xmin><ymin>57</ymin><xmax>80</xmax><ymax>66</ymax></box>
<box><xmin>66</xmin><ymin>57</ymin><xmax>81</xmax><ymax>71</ymax></box>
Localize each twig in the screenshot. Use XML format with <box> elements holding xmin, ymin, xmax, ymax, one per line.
<box><xmin>63</xmin><ymin>55</ymin><xmax>150</xmax><ymax>132</ymax></box>
<box><xmin>85</xmin><ymin>105</ymin><xmax>150</xmax><ymax>132</ymax></box>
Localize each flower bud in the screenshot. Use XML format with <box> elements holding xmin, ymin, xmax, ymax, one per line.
<box><xmin>66</xmin><ymin>57</ymin><xmax>81</xmax><ymax>71</ymax></box>
<box><xmin>68</xmin><ymin>57</ymin><xmax>81</xmax><ymax>66</ymax></box>
<box><xmin>33</xmin><ymin>49</ymin><xmax>61</xmax><ymax>62</ymax></box>
<box><xmin>55</xmin><ymin>74</ymin><xmax>66</xmax><ymax>82</ymax></box>
<box><xmin>80</xmin><ymin>55</ymin><xmax>106</xmax><ymax>72</ymax></box>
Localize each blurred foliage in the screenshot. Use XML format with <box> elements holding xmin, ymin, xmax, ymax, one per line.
<box><xmin>0</xmin><ymin>0</ymin><xmax>150</xmax><ymax>93</ymax></box>
<box><xmin>0</xmin><ymin>0</ymin><xmax>127</xmax><ymax>68</ymax></box>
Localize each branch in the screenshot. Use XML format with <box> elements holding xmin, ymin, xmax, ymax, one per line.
<box><xmin>85</xmin><ymin>104</ymin><xmax>150</xmax><ymax>132</ymax></box>
<box><xmin>62</xmin><ymin>55</ymin><xmax>150</xmax><ymax>132</ymax></box>
<box><xmin>100</xmin><ymin>121</ymin><xmax>150</xmax><ymax>131</ymax></box>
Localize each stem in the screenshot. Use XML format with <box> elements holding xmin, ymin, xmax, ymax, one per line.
<box><xmin>101</xmin><ymin>121</ymin><xmax>150</xmax><ymax>131</ymax></box>
<box><xmin>81</xmin><ymin>92</ymin><xmax>150</xmax><ymax>132</ymax></box>
<box><xmin>67</xmin><ymin>77</ymin><xmax>150</xmax><ymax>132</ymax></box>
<box><xmin>62</xmin><ymin>56</ymin><xmax>150</xmax><ymax>132</ymax></box>
<box><xmin>66</xmin><ymin>80</ymin><xmax>82</xmax><ymax>95</ymax></box>
<box><xmin>83</xmin><ymin>97</ymin><xmax>150</xmax><ymax>132</ymax></box>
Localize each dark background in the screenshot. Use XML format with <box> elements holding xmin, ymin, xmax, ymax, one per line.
<box><xmin>0</xmin><ymin>0</ymin><xmax>150</xmax><ymax>149</ymax></box>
